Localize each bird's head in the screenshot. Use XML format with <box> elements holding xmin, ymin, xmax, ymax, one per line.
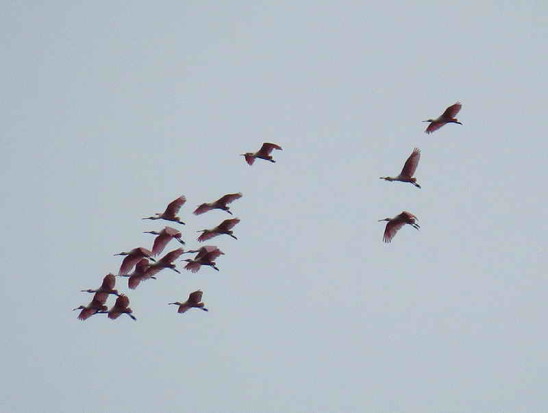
<box><xmin>380</xmin><ymin>176</ymin><xmax>393</xmax><ymax>181</ymax></box>
<box><xmin>73</xmin><ymin>306</ymin><xmax>85</xmax><ymax>311</ymax></box>
<box><xmin>143</xmin><ymin>230</ymin><xmax>159</xmax><ymax>235</ymax></box>
<box><xmin>114</xmin><ymin>251</ymin><xmax>128</xmax><ymax>256</ymax></box>
<box><xmin>423</xmin><ymin>119</ymin><xmax>434</xmax><ymax>123</ymax></box>
<box><xmin>168</xmin><ymin>302</ymin><xmax>181</xmax><ymax>306</ymax></box>
<box><xmin>378</xmin><ymin>218</ymin><xmax>391</xmax><ymax>222</ymax></box>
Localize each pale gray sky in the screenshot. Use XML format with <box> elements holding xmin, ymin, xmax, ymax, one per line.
<box><xmin>2</xmin><ymin>1</ymin><xmax>548</xmax><ymax>412</ymax></box>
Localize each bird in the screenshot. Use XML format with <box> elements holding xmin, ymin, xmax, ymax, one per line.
<box><xmin>142</xmin><ymin>196</ymin><xmax>186</xmax><ymax>225</ymax></box>
<box><xmin>183</xmin><ymin>246</ymin><xmax>224</xmax><ymax>272</ymax></box>
<box><xmin>241</xmin><ymin>142</ymin><xmax>282</xmax><ymax>165</ymax></box>
<box><xmin>100</xmin><ymin>294</ymin><xmax>136</xmax><ymax>321</ymax></box>
<box><xmin>144</xmin><ymin>226</ymin><xmax>185</xmax><ymax>256</ymax></box>
<box><xmin>73</xmin><ymin>293</ymin><xmax>109</xmax><ymax>321</ymax></box>
<box><xmin>378</xmin><ymin>211</ymin><xmax>420</xmax><ymax>243</ymax></box>
<box><xmin>125</xmin><ymin>258</ymin><xmax>153</xmax><ymax>290</ymax></box>
<box><xmin>145</xmin><ymin>248</ymin><xmax>185</xmax><ymax>277</ymax></box>
<box><xmin>197</xmin><ymin>218</ymin><xmax>240</xmax><ymax>242</ymax></box>
<box><xmin>169</xmin><ymin>290</ymin><xmax>208</xmax><ymax>314</ymax></box>
<box><xmin>424</xmin><ymin>102</ymin><xmax>463</xmax><ymax>134</ymax></box>
<box><xmin>81</xmin><ymin>273</ymin><xmax>120</xmax><ymax>297</ymax></box>
<box><xmin>380</xmin><ymin>148</ymin><xmax>422</xmax><ymax>188</ymax></box>
<box><xmin>193</xmin><ymin>193</ymin><xmax>242</xmax><ymax>215</ymax></box>
<box><xmin>114</xmin><ymin>247</ymin><xmax>155</xmax><ymax>275</ymax></box>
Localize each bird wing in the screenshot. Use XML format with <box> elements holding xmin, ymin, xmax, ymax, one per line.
<box><xmin>441</xmin><ymin>102</ymin><xmax>462</xmax><ymax>119</ymax></box>
<box><xmin>425</xmin><ymin>121</ymin><xmax>444</xmax><ymax>134</ymax></box>
<box><xmin>184</xmin><ymin>260</ymin><xmax>202</xmax><ymax>272</ymax></box>
<box><xmin>197</xmin><ymin>231</ymin><xmax>217</xmax><ymax>242</ymax></box>
<box><xmin>400</xmin><ymin>211</ymin><xmax>418</xmax><ymax>222</ymax></box>
<box><xmin>400</xmin><ymin>148</ymin><xmax>421</xmax><ymax>178</ymax></box>
<box><xmin>244</xmin><ymin>154</ymin><xmax>255</xmax><ymax>165</ymax></box>
<box><xmin>136</xmin><ymin>247</ymin><xmax>153</xmax><ymax>257</ymax></box>
<box><xmin>164</xmin><ymin>196</ymin><xmax>186</xmax><ymax>216</ymax></box>
<box><xmin>199</xmin><ymin>246</ymin><xmax>223</xmax><ymax>261</ymax></box>
<box><xmin>160</xmin><ymin>248</ymin><xmax>184</xmax><ymax>263</ymax></box>
<box><xmin>218</xmin><ymin>218</ymin><xmax>240</xmax><ymax>231</ymax></box>
<box><xmin>134</xmin><ymin>258</ymin><xmax>150</xmax><ymax>275</ymax></box>
<box><xmin>119</xmin><ymin>255</ymin><xmax>141</xmax><ymax>275</ymax></box>
<box><xmin>128</xmin><ymin>275</ymin><xmax>143</xmax><ymax>290</ymax></box>
<box><xmin>177</xmin><ymin>303</ymin><xmax>191</xmax><ymax>313</ymax></box>
<box><xmin>189</xmin><ymin>290</ymin><xmax>203</xmax><ymax>304</ymax></box>
<box><xmin>151</xmin><ymin>233</ymin><xmax>171</xmax><ymax>256</ymax></box>
<box><xmin>101</xmin><ymin>273</ymin><xmax>116</xmax><ymax>290</ymax></box>
<box><xmin>383</xmin><ymin>220</ymin><xmax>407</xmax><ymax>243</ymax></box>
<box><xmin>258</xmin><ymin>142</ymin><xmax>282</xmax><ymax>155</ymax></box>
<box><xmin>193</xmin><ymin>203</ymin><xmax>213</xmax><ymax>215</ymax></box>
<box><xmin>217</xmin><ymin>193</ymin><xmax>242</xmax><ymax>206</ymax></box>
<box><xmin>78</xmin><ymin>308</ymin><xmax>95</xmax><ymax>321</ymax></box>
<box><xmin>115</xmin><ymin>295</ymin><xmax>130</xmax><ymax>310</ymax></box>
<box><xmin>92</xmin><ymin>292</ymin><xmax>109</xmax><ymax>305</ymax></box>
<box><xmin>164</xmin><ymin>226</ymin><xmax>181</xmax><ymax>238</ymax></box>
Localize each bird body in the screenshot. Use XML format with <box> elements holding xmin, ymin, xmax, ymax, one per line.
<box><xmin>193</xmin><ymin>193</ymin><xmax>242</xmax><ymax>215</ymax></box>
<box><xmin>183</xmin><ymin>246</ymin><xmax>224</xmax><ymax>272</ymax></box>
<box><xmin>144</xmin><ymin>226</ymin><xmax>185</xmax><ymax>256</ymax></box>
<box><xmin>125</xmin><ymin>258</ymin><xmax>153</xmax><ymax>289</ymax></box>
<box><xmin>197</xmin><ymin>218</ymin><xmax>240</xmax><ymax>242</ymax></box>
<box><xmin>424</xmin><ymin>102</ymin><xmax>462</xmax><ymax>134</ymax></box>
<box><xmin>379</xmin><ymin>211</ymin><xmax>420</xmax><ymax>243</ymax></box>
<box><xmin>241</xmin><ymin>142</ymin><xmax>282</xmax><ymax>165</ymax></box>
<box><xmin>169</xmin><ymin>290</ymin><xmax>208</xmax><ymax>314</ymax></box>
<box><xmin>102</xmin><ymin>294</ymin><xmax>136</xmax><ymax>320</ymax></box>
<box><xmin>81</xmin><ymin>273</ymin><xmax>120</xmax><ymax>297</ymax></box>
<box><xmin>145</xmin><ymin>248</ymin><xmax>184</xmax><ymax>277</ymax></box>
<box><xmin>73</xmin><ymin>293</ymin><xmax>109</xmax><ymax>321</ymax></box>
<box><xmin>380</xmin><ymin>148</ymin><xmax>421</xmax><ymax>188</ymax></box>
<box><xmin>143</xmin><ymin>196</ymin><xmax>186</xmax><ymax>224</ymax></box>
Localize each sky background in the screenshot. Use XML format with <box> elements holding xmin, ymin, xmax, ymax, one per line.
<box><xmin>2</xmin><ymin>1</ymin><xmax>548</xmax><ymax>412</ymax></box>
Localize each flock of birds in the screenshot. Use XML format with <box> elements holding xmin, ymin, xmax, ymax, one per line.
<box><xmin>75</xmin><ymin>104</ymin><xmax>462</xmax><ymax>321</ymax></box>
<box><xmin>74</xmin><ymin>142</ymin><xmax>283</xmax><ymax>321</ymax></box>
<box><xmin>378</xmin><ymin>102</ymin><xmax>463</xmax><ymax>242</ymax></box>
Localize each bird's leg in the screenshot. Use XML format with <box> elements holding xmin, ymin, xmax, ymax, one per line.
<box><xmin>226</xmin><ymin>209</ymin><xmax>233</xmax><ymax>215</ymax></box>
<box><xmin>229</xmin><ymin>233</ymin><xmax>238</xmax><ymax>240</ymax></box>
<box><xmin>213</xmin><ymin>265</ymin><xmax>219</xmax><ymax>271</ymax></box>
<box><xmin>126</xmin><ymin>313</ymin><xmax>137</xmax><ymax>321</ymax></box>
<box><xmin>413</xmin><ymin>182</ymin><xmax>421</xmax><ymax>189</ymax></box>
<box><xmin>201</xmin><ymin>307</ymin><xmax>209</xmax><ymax>312</ymax></box>
<box><xmin>177</xmin><ymin>219</ymin><xmax>186</xmax><ymax>225</ymax></box>
<box><xmin>177</xmin><ymin>238</ymin><xmax>186</xmax><ymax>245</ymax></box>
<box><xmin>170</xmin><ymin>267</ymin><xmax>181</xmax><ymax>274</ymax></box>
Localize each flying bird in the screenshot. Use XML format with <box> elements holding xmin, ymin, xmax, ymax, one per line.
<box><xmin>169</xmin><ymin>290</ymin><xmax>208</xmax><ymax>314</ymax></box>
<box><xmin>144</xmin><ymin>226</ymin><xmax>185</xmax><ymax>256</ymax></box>
<box><xmin>241</xmin><ymin>142</ymin><xmax>282</xmax><ymax>165</ymax></box>
<box><xmin>81</xmin><ymin>273</ymin><xmax>120</xmax><ymax>297</ymax></box>
<box><xmin>73</xmin><ymin>293</ymin><xmax>109</xmax><ymax>321</ymax></box>
<box><xmin>183</xmin><ymin>246</ymin><xmax>224</xmax><ymax>272</ymax></box>
<box><xmin>378</xmin><ymin>211</ymin><xmax>420</xmax><ymax>243</ymax></box>
<box><xmin>424</xmin><ymin>102</ymin><xmax>462</xmax><ymax>134</ymax></box>
<box><xmin>193</xmin><ymin>193</ymin><xmax>242</xmax><ymax>215</ymax></box>
<box><xmin>142</xmin><ymin>196</ymin><xmax>186</xmax><ymax>225</ymax></box>
<box><xmin>100</xmin><ymin>294</ymin><xmax>136</xmax><ymax>321</ymax></box>
<box><xmin>125</xmin><ymin>258</ymin><xmax>153</xmax><ymax>290</ymax></box>
<box><xmin>145</xmin><ymin>248</ymin><xmax>185</xmax><ymax>277</ymax></box>
<box><xmin>115</xmin><ymin>247</ymin><xmax>155</xmax><ymax>275</ymax></box>
<box><xmin>380</xmin><ymin>148</ymin><xmax>422</xmax><ymax>188</ymax></box>
<box><xmin>197</xmin><ymin>218</ymin><xmax>240</xmax><ymax>242</ymax></box>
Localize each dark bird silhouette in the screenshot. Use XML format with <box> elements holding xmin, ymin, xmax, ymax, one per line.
<box><xmin>142</xmin><ymin>196</ymin><xmax>186</xmax><ymax>225</ymax></box>
<box><xmin>380</xmin><ymin>148</ymin><xmax>422</xmax><ymax>188</ymax></box>
<box><xmin>169</xmin><ymin>290</ymin><xmax>208</xmax><ymax>314</ymax></box>
<box><xmin>197</xmin><ymin>218</ymin><xmax>240</xmax><ymax>242</ymax></box>
<box><xmin>424</xmin><ymin>102</ymin><xmax>462</xmax><ymax>134</ymax></box>
<box><xmin>241</xmin><ymin>142</ymin><xmax>282</xmax><ymax>165</ymax></box>
<box><xmin>144</xmin><ymin>226</ymin><xmax>185</xmax><ymax>256</ymax></box>
<box><xmin>193</xmin><ymin>193</ymin><xmax>242</xmax><ymax>216</ymax></box>
<box><xmin>378</xmin><ymin>211</ymin><xmax>420</xmax><ymax>243</ymax></box>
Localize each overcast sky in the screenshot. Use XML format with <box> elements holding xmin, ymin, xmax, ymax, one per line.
<box><xmin>2</xmin><ymin>1</ymin><xmax>548</xmax><ymax>412</ymax></box>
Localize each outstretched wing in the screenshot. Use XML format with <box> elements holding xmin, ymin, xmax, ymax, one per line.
<box><xmin>383</xmin><ymin>220</ymin><xmax>407</xmax><ymax>243</ymax></box>
<box><xmin>184</xmin><ymin>260</ymin><xmax>202</xmax><ymax>273</ymax></box>
<box><xmin>258</xmin><ymin>142</ymin><xmax>282</xmax><ymax>156</ymax></box>
<box><xmin>101</xmin><ymin>273</ymin><xmax>116</xmax><ymax>290</ymax></box>
<box><xmin>218</xmin><ymin>218</ymin><xmax>240</xmax><ymax>231</ymax></box>
<box><xmin>151</xmin><ymin>233</ymin><xmax>171</xmax><ymax>256</ymax></box>
<box><xmin>400</xmin><ymin>148</ymin><xmax>421</xmax><ymax>178</ymax></box>
<box><xmin>188</xmin><ymin>290</ymin><xmax>203</xmax><ymax>304</ymax></box>
<box><xmin>425</xmin><ymin>121</ymin><xmax>444</xmax><ymax>134</ymax></box>
<box><xmin>159</xmin><ymin>248</ymin><xmax>185</xmax><ymax>264</ymax></box>
<box><xmin>119</xmin><ymin>255</ymin><xmax>141</xmax><ymax>275</ymax></box>
<box><xmin>193</xmin><ymin>203</ymin><xmax>213</xmax><ymax>215</ymax></box>
<box><xmin>441</xmin><ymin>102</ymin><xmax>462</xmax><ymax>119</ymax></box>
<box><xmin>164</xmin><ymin>196</ymin><xmax>186</xmax><ymax>216</ymax></box>
<box><xmin>217</xmin><ymin>192</ymin><xmax>242</xmax><ymax>206</ymax></box>
<box><xmin>197</xmin><ymin>246</ymin><xmax>223</xmax><ymax>261</ymax></box>
<box><xmin>197</xmin><ymin>231</ymin><xmax>217</xmax><ymax>242</ymax></box>
<box><xmin>244</xmin><ymin>154</ymin><xmax>255</xmax><ymax>165</ymax></box>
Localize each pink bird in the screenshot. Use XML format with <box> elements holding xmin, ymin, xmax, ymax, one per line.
<box><xmin>193</xmin><ymin>193</ymin><xmax>242</xmax><ymax>215</ymax></box>
<box><xmin>183</xmin><ymin>246</ymin><xmax>224</xmax><ymax>272</ymax></box>
<box><xmin>73</xmin><ymin>293</ymin><xmax>108</xmax><ymax>321</ymax></box>
<box><xmin>100</xmin><ymin>294</ymin><xmax>136</xmax><ymax>321</ymax></box>
<box><xmin>380</xmin><ymin>148</ymin><xmax>421</xmax><ymax>188</ymax></box>
<box><xmin>169</xmin><ymin>290</ymin><xmax>208</xmax><ymax>314</ymax></box>
<box><xmin>142</xmin><ymin>196</ymin><xmax>186</xmax><ymax>225</ymax></box>
<box><xmin>125</xmin><ymin>258</ymin><xmax>153</xmax><ymax>290</ymax></box>
<box><xmin>81</xmin><ymin>273</ymin><xmax>120</xmax><ymax>297</ymax></box>
<box><xmin>144</xmin><ymin>226</ymin><xmax>185</xmax><ymax>256</ymax></box>
<box><xmin>197</xmin><ymin>218</ymin><xmax>240</xmax><ymax>242</ymax></box>
<box><xmin>241</xmin><ymin>142</ymin><xmax>282</xmax><ymax>165</ymax></box>
<box><xmin>424</xmin><ymin>102</ymin><xmax>463</xmax><ymax>134</ymax></box>
<box><xmin>378</xmin><ymin>211</ymin><xmax>420</xmax><ymax>243</ymax></box>
<box><xmin>145</xmin><ymin>248</ymin><xmax>184</xmax><ymax>277</ymax></box>
<box><xmin>114</xmin><ymin>247</ymin><xmax>155</xmax><ymax>275</ymax></box>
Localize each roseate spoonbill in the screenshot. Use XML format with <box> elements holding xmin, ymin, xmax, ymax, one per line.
<box><xmin>193</xmin><ymin>193</ymin><xmax>242</xmax><ymax>215</ymax></box>
<box><xmin>197</xmin><ymin>218</ymin><xmax>240</xmax><ymax>242</ymax></box>
<box><xmin>145</xmin><ymin>248</ymin><xmax>184</xmax><ymax>277</ymax></box>
<box><xmin>379</xmin><ymin>211</ymin><xmax>420</xmax><ymax>243</ymax></box>
<box><xmin>183</xmin><ymin>246</ymin><xmax>224</xmax><ymax>272</ymax></box>
<box><xmin>73</xmin><ymin>293</ymin><xmax>108</xmax><ymax>321</ymax></box>
<box><xmin>380</xmin><ymin>148</ymin><xmax>422</xmax><ymax>188</ymax></box>
<box><xmin>125</xmin><ymin>258</ymin><xmax>153</xmax><ymax>290</ymax></box>
<box><xmin>424</xmin><ymin>102</ymin><xmax>462</xmax><ymax>134</ymax></box>
<box><xmin>114</xmin><ymin>247</ymin><xmax>155</xmax><ymax>275</ymax></box>
<box><xmin>144</xmin><ymin>226</ymin><xmax>185</xmax><ymax>256</ymax></box>
<box><xmin>169</xmin><ymin>290</ymin><xmax>208</xmax><ymax>314</ymax></box>
<box><xmin>142</xmin><ymin>196</ymin><xmax>186</xmax><ymax>225</ymax></box>
<box><xmin>241</xmin><ymin>142</ymin><xmax>282</xmax><ymax>165</ymax></box>
<box><xmin>81</xmin><ymin>273</ymin><xmax>120</xmax><ymax>297</ymax></box>
<box><xmin>100</xmin><ymin>294</ymin><xmax>136</xmax><ymax>321</ymax></box>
